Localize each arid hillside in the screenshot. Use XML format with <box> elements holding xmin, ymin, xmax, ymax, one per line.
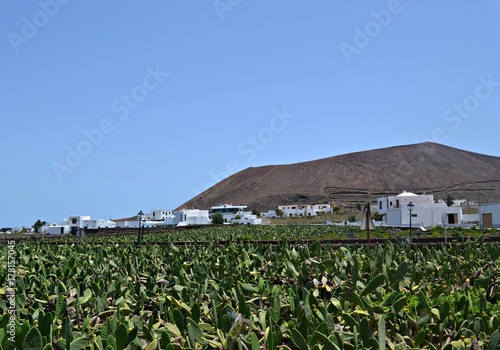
<box><xmin>177</xmin><ymin>142</ymin><xmax>500</xmax><ymax>211</ymax></box>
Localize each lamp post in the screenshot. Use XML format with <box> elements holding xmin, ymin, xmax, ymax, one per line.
<box><xmin>441</xmin><ymin>212</ymin><xmax>448</xmax><ymax>244</ymax></box>
<box><xmin>137</xmin><ymin>210</ymin><xmax>143</xmax><ymax>246</ymax></box>
<box><xmin>407</xmin><ymin>202</ymin><xmax>414</xmax><ymax>244</ymax></box>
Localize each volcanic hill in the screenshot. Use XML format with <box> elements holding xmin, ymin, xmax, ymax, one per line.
<box><xmin>177</xmin><ymin>142</ymin><xmax>500</xmax><ymax>210</ymax></box>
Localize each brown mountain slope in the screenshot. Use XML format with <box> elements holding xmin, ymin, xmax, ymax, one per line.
<box><xmin>177</xmin><ymin>142</ymin><xmax>500</xmax><ymax>210</ymax></box>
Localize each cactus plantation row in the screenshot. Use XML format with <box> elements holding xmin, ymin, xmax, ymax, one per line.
<box><xmin>1</xmin><ymin>226</ymin><xmax>499</xmax><ymax>349</ymax></box>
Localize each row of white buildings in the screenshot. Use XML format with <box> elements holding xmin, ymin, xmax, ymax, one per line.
<box><xmin>38</xmin><ymin>194</ymin><xmax>500</xmax><ymax>234</ymax></box>
<box><xmin>116</xmin><ymin>204</ymin><xmax>263</xmax><ymax>228</ymax></box>
<box><xmin>265</xmin><ymin>203</ymin><xmax>333</xmax><ymax>217</ymax></box>
<box><xmin>40</xmin><ymin>204</ymin><xmax>264</xmax><ymax>234</ymax></box>
<box><xmin>39</xmin><ymin>202</ymin><xmax>335</xmax><ymax>234</ymax></box>
<box><xmin>41</xmin><ymin>215</ymin><xmax>117</xmax><ymax>235</ymax></box>
<box><xmin>376</xmin><ymin>191</ymin><xmax>500</xmax><ymax>229</ymax></box>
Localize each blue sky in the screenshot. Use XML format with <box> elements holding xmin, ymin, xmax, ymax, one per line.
<box><xmin>1</xmin><ymin>1</ymin><xmax>499</xmax><ymax>227</ymax></box>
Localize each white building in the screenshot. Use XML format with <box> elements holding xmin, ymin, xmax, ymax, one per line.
<box><xmin>210</xmin><ymin>204</ymin><xmax>248</xmax><ymax>216</ymax></box>
<box><xmin>263</xmin><ymin>204</ymin><xmax>332</xmax><ymax>218</ymax></box>
<box><xmin>276</xmin><ymin>203</ymin><xmax>332</xmax><ymax>218</ymax></box>
<box><xmin>67</xmin><ymin>215</ymin><xmax>116</xmax><ymax>231</ymax></box>
<box><xmin>115</xmin><ymin>219</ymin><xmax>163</xmax><ymax>228</ymax></box>
<box><xmin>39</xmin><ymin>222</ymin><xmax>71</xmax><ymax>235</ymax></box>
<box><xmin>278</xmin><ymin>204</ymin><xmax>313</xmax><ymax>217</ymax></box>
<box><xmin>164</xmin><ymin>209</ymin><xmax>210</xmax><ymax>227</ymax></box>
<box><xmin>144</xmin><ymin>210</ymin><xmax>174</xmax><ymax>221</ymax></box>
<box><xmin>377</xmin><ymin>191</ymin><xmax>435</xmax><ymax>214</ymax></box>
<box><xmin>236</xmin><ymin>216</ymin><xmax>262</xmax><ymax>225</ymax></box>
<box><xmin>377</xmin><ymin>191</ymin><xmax>464</xmax><ymax>228</ymax></box>
<box><xmin>312</xmin><ymin>203</ymin><xmax>333</xmax><ymax>214</ymax></box>
<box><xmin>115</xmin><ymin>220</ymin><xmax>137</xmax><ymax>228</ymax></box>
<box><xmin>38</xmin><ymin>215</ymin><xmax>117</xmax><ymax>234</ymax></box>
<box><xmin>81</xmin><ymin>219</ymin><xmax>116</xmax><ymax>229</ymax></box>
<box><xmin>46</xmin><ymin>224</ymin><xmax>71</xmax><ymax>235</ymax></box>
<box><xmin>68</xmin><ymin>215</ymin><xmax>91</xmax><ymax>230</ymax></box>
<box><xmin>478</xmin><ymin>202</ymin><xmax>500</xmax><ymax>228</ymax></box>
<box><xmin>230</xmin><ymin>212</ymin><xmax>262</xmax><ymax>225</ymax></box>
<box><xmin>209</xmin><ymin>204</ymin><xmax>262</xmax><ymax>225</ymax></box>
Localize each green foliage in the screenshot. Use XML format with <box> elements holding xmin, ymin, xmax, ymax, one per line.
<box><xmin>372</xmin><ymin>211</ymin><xmax>384</xmax><ymax>221</ymax></box>
<box><xmin>0</xmin><ymin>228</ymin><xmax>499</xmax><ymax>349</ymax></box>
<box><xmin>251</xmin><ymin>209</ymin><xmax>261</xmax><ymax>217</ymax></box>
<box><xmin>446</xmin><ymin>194</ymin><xmax>455</xmax><ymax>207</ymax></box>
<box><xmin>211</xmin><ymin>212</ymin><xmax>224</xmax><ymax>225</ymax></box>
<box><xmin>22</xmin><ymin>327</ymin><xmax>42</xmax><ymax>350</ymax></box>
<box><xmin>32</xmin><ymin>220</ymin><xmax>46</xmax><ymax>233</ymax></box>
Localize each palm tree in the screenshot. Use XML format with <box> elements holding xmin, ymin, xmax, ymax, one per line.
<box><xmin>445</xmin><ymin>195</ymin><xmax>455</xmax><ymax>207</ymax></box>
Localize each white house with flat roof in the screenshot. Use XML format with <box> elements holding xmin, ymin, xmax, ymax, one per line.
<box><xmin>45</xmin><ymin>224</ymin><xmax>71</xmax><ymax>235</ymax></box>
<box><xmin>209</xmin><ymin>204</ymin><xmax>248</xmax><ymax>215</ymax></box>
<box><xmin>312</xmin><ymin>203</ymin><xmax>333</xmax><ymax>214</ymax></box>
<box><xmin>377</xmin><ymin>191</ymin><xmax>464</xmax><ymax>228</ymax></box>
<box><xmin>115</xmin><ymin>220</ymin><xmax>162</xmax><ymax>228</ymax></box>
<box><xmin>278</xmin><ymin>204</ymin><xmax>317</xmax><ymax>217</ymax></box>
<box><xmin>164</xmin><ymin>209</ymin><xmax>210</xmax><ymax>227</ymax></box>
<box><xmin>276</xmin><ymin>203</ymin><xmax>332</xmax><ymax>217</ymax></box>
<box><xmin>144</xmin><ymin>209</ymin><xmax>174</xmax><ymax>221</ymax></box>
<box><xmin>39</xmin><ymin>215</ymin><xmax>116</xmax><ymax>234</ymax></box>
<box><xmin>81</xmin><ymin>219</ymin><xmax>116</xmax><ymax>229</ymax></box>
<box><xmin>478</xmin><ymin>202</ymin><xmax>500</xmax><ymax>228</ymax></box>
<box><xmin>66</xmin><ymin>215</ymin><xmax>116</xmax><ymax>231</ymax></box>
<box><xmin>68</xmin><ymin>215</ymin><xmax>91</xmax><ymax>230</ymax></box>
<box><xmin>229</xmin><ymin>212</ymin><xmax>262</xmax><ymax>225</ymax></box>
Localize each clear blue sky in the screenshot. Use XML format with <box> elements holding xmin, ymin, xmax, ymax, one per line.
<box><xmin>1</xmin><ymin>1</ymin><xmax>499</xmax><ymax>228</ymax></box>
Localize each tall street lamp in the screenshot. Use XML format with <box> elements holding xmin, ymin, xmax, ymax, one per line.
<box><xmin>407</xmin><ymin>202</ymin><xmax>414</xmax><ymax>244</ymax></box>
<box><xmin>137</xmin><ymin>210</ymin><xmax>144</xmax><ymax>246</ymax></box>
